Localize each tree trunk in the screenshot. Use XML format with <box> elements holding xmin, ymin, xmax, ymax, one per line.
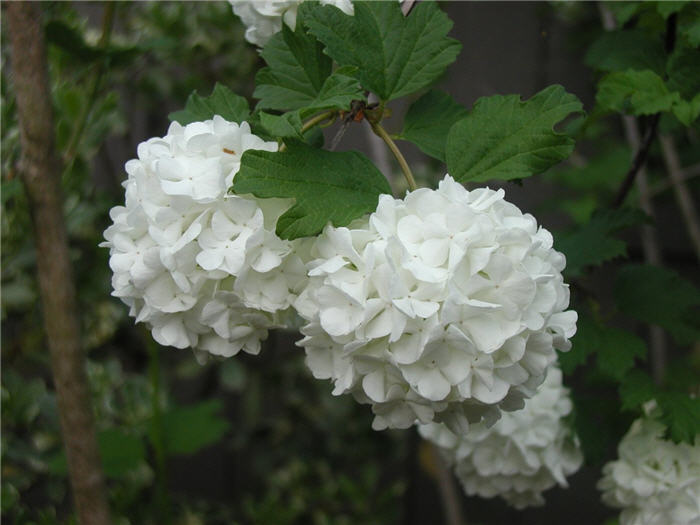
<box><xmin>6</xmin><ymin>3</ymin><xmax>112</xmax><ymax>524</ymax></box>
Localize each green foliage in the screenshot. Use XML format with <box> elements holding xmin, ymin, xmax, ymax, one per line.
<box><xmin>303</xmin><ymin>1</ymin><xmax>461</xmax><ymax>101</ymax></box>
<box><xmin>596</xmin><ymin>64</ymin><xmax>700</xmax><ymax>125</ymax></box>
<box><xmin>556</xmin><ymin>208</ymin><xmax>648</xmax><ymax>276</ymax></box>
<box><xmin>256</xmin><ymin>21</ymin><xmax>326</xmax><ymax>111</ymax></box>
<box><xmin>657</xmin><ymin>393</ymin><xmax>700</xmax><ymax>443</ymax></box>
<box><xmin>234</xmin><ymin>144</ymin><xmax>391</xmax><ymax>239</ymax></box>
<box><xmin>667</xmin><ymin>47</ymin><xmax>700</xmax><ymax>100</ymax></box>
<box><xmin>45</xmin><ymin>19</ymin><xmax>140</xmax><ymax>66</ymax></box>
<box><xmin>159</xmin><ymin>400</ymin><xmax>230</xmax><ymax>455</ymax></box>
<box><xmin>169</xmin><ymin>83</ymin><xmax>250</xmax><ymax>125</ymax></box>
<box><xmin>615</xmin><ymin>264</ymin><xmax>700</xmax><ymax>345</ymax></box>
<box><xmin>563</xmin><ymin>315</ymin><xmax>646</xmax><ymax>380</ymax></box>
<box><xmin>594</xmin><ymin>326</ymin><xmax>647</xmax><ymax>381</ymax></box>
<box><xmin>619</xmin><ymin>369</ymin><xmax>656</xmax><ymax>411</ymax></box>
<box><xmin>446</xmin><ymin>85</ymin><xmax>583</xmax><ymax>183</ymax></box>
<box><xmin>252</xmin><ymin>12</ymin><xmax>365</xmax><ymax>117</ymax></box>
<box><xmin>399</xmin><ymin>90</ymin><xmax>468</xmax><ymax>162</ymax></box>
<box><xmin>679</xmin><ymin>4</ymin><xmax>700</xmax><ymax>46</ymax></box>
<box><xmin>597</xmin><ymin>69</ymin><xmax>680</xmax><ymax>115</ymax></box>
<box><xmin>48</xmin><ymin>428</ymin><xmax>147</xmax><ymax>479</ymax></box>
<box><xmin>571</xmin><ymin>395</ymin><xmax>630</xmax><ymax>464</ymax></box>
<box><xmin>585</xmin><ymin>29</ymin><xmax>665</xmax><ymax>74</ymax></box>
<box><xmin>259</xmin><ymin>111</ymin><xmax>304</xmax><ymax>140</ymax></box>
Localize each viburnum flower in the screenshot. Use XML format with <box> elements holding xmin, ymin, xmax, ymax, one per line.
<box><xmin>419</xmin><ymin>366</ymin><xmax>583</xmax><ymax>509</ymax></box>
<box><xmin>296</xmin><ymin>175</ymin><xmax>577</xmax><ymax>431</ymax></box>
<box><xmin>102</xmin><ymin>116</ymin><xmax>307</xmax><ymax>357</ymax></box>
<box><xmin>598</xmin><ymin>406</ymin><xmax>700</xmax><ymax>525</ymax></box>
<box><xmin>229</xmin><ymin>0</ymin><xmax>354</xmax><ymax>47</ymax></box>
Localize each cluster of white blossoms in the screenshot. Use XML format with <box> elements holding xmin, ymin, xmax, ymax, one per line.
<box><xmin>598</xmin><ymin>408</ymin><xmax>700</xmax><ymax>525</ymax></box>
<box><xmin>102</xmin><ymin>116</ymin><xmax>308</xmax><ymax>357</ymax></box>
<box><xmin>419</xmin><ymin>366</ymin><xmax>583</xmax><ymax>509</ymax></box>
<box><xmin>295</xmin><ymin>175</ymin><xmax>577</xmax><ymax>431</ymax></box>
<box><xmin>229</xmin><ymin>0</ymin><xmax>354</xmax><ymax>47</ymax></box>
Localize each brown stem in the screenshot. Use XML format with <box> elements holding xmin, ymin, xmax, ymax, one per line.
<box><xmin>649</xmin><ymin>162</ymin><xmax>700</xmax><ymax>197</ymax></box>
<box><xmin>7</xmin><ymin>4</ymin><xmax>112</xmax><ymax>525</ymax></box>
<box><xmin>599</xmin><ymin>3</ymin><xmax>667</xmax><ymax>384</ymax></box>
<box><xmin>612</xmin><ymin>114</ymin><xmax>660</xmax><ymax>208</ymax></box>
<box><xmin>428</xmin><ymin>443</ymin><xmax>466</xmax><ymax>525</ymax></box>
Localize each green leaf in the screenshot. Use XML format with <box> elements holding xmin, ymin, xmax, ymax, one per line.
<box><xmin>672</xmin><ymin>94</ymin><xmax>700</xmax><ymax>126</ymax></box>
<box><xmin>615</xmin><ymin>264</ymin><xmax>700</xmax><ymax>345</ymax></box>
<box><xmin>585</xmin><ymin>30</ymin><xmax>665</xmax><ymax>75</ymax></box>
<box><xmin>98</xmin><ymin>428</ymin><xmax>146</xmax><ymax>478</ymax></box>
<box><xmin>446</xmin><ymin>85</ymin><xmax>583</xmax><ymax>183</ymax></box>
<box><xmin>304</xmin><ymin>67</ymin><xmax>365</xmax><ymax>115</ymax></box>
<box><xmin>567</xmin><ymin>315</ymin><xmax>647</xmax><ymax>380</ymax></box>
<box><xmin>48</xmin><ymin>428</ymin><xmax>146</xmax><ymax>478</ymax></box>
<box><xmin>679</xmin><ymin>4</ymin><xmax>700</xmax><ymax>47</ymax></box>
<box><xmin>609</xmin><ymin>2</ymin><xmax>643</xmax><ymax>26</ymax></box>
<box><xmin>259</xmin><ymin>111</ymin><xmax>304</xmax><ymax>140</ymax></box>
<box><xmin>304</xmin><ymin>1</ymin><xmax>461</xmax><ymax>101</ymax></box>
<box><xmin>234</xmin><ymin>143</ymin><xmax>391</xmax><ymax>240</ymax></box>
<box><xmin>254</xmin><ymin>20</ymin><xmax>332</xmax><ymax>112</ymax></box>
<box><xmin>619</xmin><ymin>369</ymin><xmax>656</xmax><ymax>412</ymax></box>
<box><xmin>556</xmin><ymin>208</ymin><xmax>648</xmax><ymax>276</ymax></box>
<box><xmin>597</xmin><ymin>70</ymin><xmax>681</xmax><ymax>116</ymax></box>
<box><xmin>45</xmin><ymin>20</ymin><xmax>140</xmax><ymax>66</ymax></box>
<box><xmin>595</xmin><ymin>327</ymin><xmax>647</xmax><ymax>381</ymax></box>
<box><xmin>169</xmin><ymin>83</ymin><xmax>250</xmax><ymax>125</ymax></box>
<box><xmin>559</xmin><ymin>315</ymin><xmax>596</xmax><ymax>374</ymax></box>
<box><xmin>399</xmin><ymin>90</ymin><xmax>468</xmax><ymax>162</ymax></box>
<box><xmin>657</xmin><ymin>1</ymin><xmax>690</xmax><ymax>19</ymax></box>
<box><xmin>657</xmin><ymin>393</ymin><xmax>700</xmax><ymax>443</ymax></box>
<box><xmin>159</xmin><ymin>400</ymin><xmax>230</xmax><ymax>456</ymax></box>
<box><xmin>667</xmin><ymin>47</ymin><xmax>700</xmax><ymax>101</ymax></box>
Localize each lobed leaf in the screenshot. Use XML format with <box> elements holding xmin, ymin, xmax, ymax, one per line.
<box><xmin>615</xmin><ymin>264</ymin><xmax>700</xmax><ymax>345</ymax></box>
<box><xmin>254</xmin><ymin>21</ymin><xmax>332</xmax><ymax>112</ymax></box>
<box><xmin>234</xmin><ymin>143</ymin><xmax>392</xmax><ymax>240</ymax></box>
<box><xmin>304</xmin><ymin>1</ymin><xmax>461</xmax><ymax>102</ymax></box>
<box><xmin>585</xmin><ymin>29</ymin><xmax>665</xmax><ymax>75</ymax></box>
<box><xmin>446</xmin><ymin>85</ymin><xmax>583</xmax><ymax>183</ymax></box>
<box><xmin>596</xmin><ymin>70</ymin><xmax>680</xmax><ymax>116</ymax></box>
<box><xmin>657</xmin><ymin>393</ymin><xmax>700</xmax><ymax>444</ymax></box>
<box><xmin>566</xmin><ymin>315</ymin><xmax>646</xmax><ymax>380</ymax></box>
<box><xmin>169</xmin><ymin>83</ymin><xmax>250</xmax><ymax>125</ymax></box>
<box><xmin>667</xmin><ymin>47</ymin><xmax>700</xmax><ymax>101</ymax></box>
<box><xmin>556</xmin><ymin>208</ymin><xmax>648</xmax><ymax>277</ymax></box>
<box><xmin>399</xmin><ymin>90</ymin><xmax>468</xmax><ymax>162</ymax></box>
<box><xmin>619</xmin><ymin>369</ymin><xmax>657</xmax><ymax>412</ymax></box>
<box><xmin>259</xmin><ymin>111</ymin><xmax>304</xmax><ymax>140</ymax></box>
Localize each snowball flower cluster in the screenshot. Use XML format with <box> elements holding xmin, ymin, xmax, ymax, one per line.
<box><xmin>230</xmin><ymin>0</ymin><xmax>354</xmax><ymax>47</ymax></box>
<box><xmin>296</xmin><ymin>175</ymin><xmax>577</xmax><ymax>431</ymax></box>
<box><xmin>598</xmin><ymin>409</ymin><xmax>700</xmax><ymax>525</ymax></box>
<box><xmin>419</xmin><ymin>366</ymin><xmax>583</xmax><ymax>509</ymax></box>
<box><xmin>102</xmin><ymin>116</ymin><xmax>307</xmax><ymax>357</ymax></box>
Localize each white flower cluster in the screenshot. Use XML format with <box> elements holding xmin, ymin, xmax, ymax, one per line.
<box><xmin>418</xmin><ymin>366</ymin><xmax>583</xmax><ymax>509</ymax></box>
<box><xmin>598</xmin><ymin>411</ymin><xmax>700</xmax><ymax>525</ymax></box>
<box><xmin>296</xmin><ymin>175</ymin><xmax>577</xmax><ymax>431</ymax></box>
<box><xmin>230</xmin><ymin>0</ymin><xmax>354</xmax><ymax>47</ymax></box>
<box><xmin>102</xmin><ymin>116</ymin><xmax>308</xmax><ymax>357</ymax></box>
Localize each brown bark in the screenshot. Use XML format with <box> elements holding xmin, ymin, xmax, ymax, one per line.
<box><xmin>6</xmin><ymin>3</ymin><xmax>112</xmax><ymax>524</ymax></box>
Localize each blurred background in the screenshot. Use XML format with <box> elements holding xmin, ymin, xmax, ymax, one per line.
<box><xmin>2</xmin><ymin>2</ymin><xmax>698</xmax><ymax>524</ymax></box>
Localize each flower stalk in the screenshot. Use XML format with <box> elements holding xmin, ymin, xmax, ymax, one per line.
<box><xmin>369</xmin><ymin>119</ymin><xmax>417</xmax><ymax>191</ymax></box>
